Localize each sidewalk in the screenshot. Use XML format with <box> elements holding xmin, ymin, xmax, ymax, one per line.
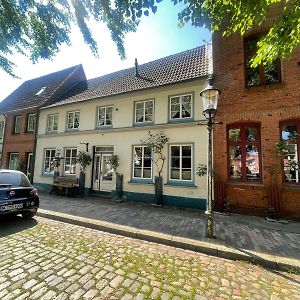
<box><xmin>38</xmin><ymin>192</ymin><xmax>300</xmax><ymax>272</ymax></box>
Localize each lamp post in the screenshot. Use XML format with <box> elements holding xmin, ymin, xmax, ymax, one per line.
<box><xmin>200</xmin><ymin>77</ymin><xmax>221</xmax><ymax>238</ymax></box>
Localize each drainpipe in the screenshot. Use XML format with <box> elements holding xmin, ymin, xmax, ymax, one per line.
<box><xmin>31</xmin><ymin>110</ymin><xmax>40</xmax><ymax>184</ymax></box>
<box><xmin>1</xmin><ymin>113</ymin><xmax>7</xmax><ymax>168</ymax></box>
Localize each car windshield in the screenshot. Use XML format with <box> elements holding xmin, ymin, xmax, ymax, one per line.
<box><xmin>0</xmin><ymin>172</ymin><xmax>31</xmax><ymax>187</ymax></box>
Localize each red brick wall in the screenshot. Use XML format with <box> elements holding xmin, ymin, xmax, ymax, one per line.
<box><xmin>2</xmin><ymin>110</ymin><xmax>37</xmax><ymax>170</ymax></box>
<box><xmin>212</xmin><ymin>18</ymin><xmax>300</xmax><ymax>220</ymax></box>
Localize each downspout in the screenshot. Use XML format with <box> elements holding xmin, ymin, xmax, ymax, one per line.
<box><xmin>1</xmin><ymin>113</ymin><xmax>7</xmax><ymax>168</ymax></box>
<box><xmin>31</xmin><ymin>110</ymin><xmax>40</xmax><ymax>184</ymax></box>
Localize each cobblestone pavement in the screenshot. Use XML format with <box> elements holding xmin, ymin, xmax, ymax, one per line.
<box><xmin>39</xmin><ymin>193</ymin><xmax>300</xmax><ymax>261</ymax></box>
<box><xmin>1</xmin><ymin>216</ymin><xmax>300</xmax><ymax>300</ymax></box>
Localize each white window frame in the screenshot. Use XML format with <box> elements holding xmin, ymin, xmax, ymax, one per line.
<box><xmin>9</xmin><ymin>153</ymin><xmax>19</xmax><ymax>170</ymax></box>
<box><xmin>169</xmin><ymin>94</ymin><xmax>193</xmax><ymax>120</ymax></box>
<box><xmin>97</xmin><ymin>106</ymin><xmax>113</xmax><ymax>127</ymax></box>
<box><xmin>64</xmin><ymin>148</ymin><xmax>77</xmax><ymax>175</ymax></box>
<box><xmin>47</xmin><ymin>114</ymin><xmax>58</xmax><ymax>132</ymax></box>
<box><xmin>0</xmin><ymin>120</ymin><xmax>4</xmax><ymax>139</ymax></box>
<box><xmin>43</xmin><ymin>149</ymin><xmax>56</xmax><ymax>174</ymax></box>
<box><xmin>14</xmin><ymin>116</ymin><xmax>21</xmax><ymax>134</ymax></box>
<box><xmin>132</xmin><ymin>145</ymin><xmax>153</xmax><ymax>179</ymax></box>
<box><xmin>135</xmin><ymin>99</ymin><xmax>154</xmax><ymax>123</ymax></box>
<box><xmin>169</xmin><ymin>144</ymin><xmax>193</xmax><ymax>181</ymax></box>
<box><xmin>67</xmin><ymin>111</ymin><xmax>80</xmax><ymax>130</ymax></box>
<box><xmin>27</xmin><ymin>113</ymin><xmax>36</xmax><ymax>132</ymax></box>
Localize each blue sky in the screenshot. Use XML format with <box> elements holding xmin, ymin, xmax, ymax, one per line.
<box><xmin>0</xmin><ymin>1</ymin><xmax>210</xmax><ymax>100</ymax></box>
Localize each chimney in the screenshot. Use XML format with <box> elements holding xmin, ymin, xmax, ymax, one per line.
<box><xmin>135</xmin><ymin>58</ymin><xmax>139</xmax><ymax>77</ymax></box>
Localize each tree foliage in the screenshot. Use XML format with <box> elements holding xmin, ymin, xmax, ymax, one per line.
<box><xmin>0</xmin><ymin>0</ymin><xmax>137</xmax><ymax>77</ymax></box>
<box><xmin>121</xmin><ymin>0</ymin><xmax>300</xmax><ymax>67</ymax></box>
<box><xmin>1</xmin><ymin>0</ymin><xmax>299</xmax><ymax>77</ymax></box>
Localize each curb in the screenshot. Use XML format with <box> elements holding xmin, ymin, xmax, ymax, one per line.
<box><xmin>37</xmin><ymin>209</ymin><xmax>300</xmax><ymax>273</ymax></box>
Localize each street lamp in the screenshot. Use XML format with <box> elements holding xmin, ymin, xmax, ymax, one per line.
<box><xmin>200</xmin><ymin>77</ymin><xmax>221</xmax><ymax>238</ymax></box>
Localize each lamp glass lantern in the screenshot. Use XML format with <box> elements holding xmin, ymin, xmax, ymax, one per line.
<box><xmin>200</xmin><ymin>81</ymin><xmax>221</xmax><ymax>119</ymax></box>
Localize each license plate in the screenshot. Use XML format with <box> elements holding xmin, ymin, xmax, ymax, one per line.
<box><xmin>0</xmin><ymin>203</ymin><xmax>23</xmax><ymax>211</ymax></box>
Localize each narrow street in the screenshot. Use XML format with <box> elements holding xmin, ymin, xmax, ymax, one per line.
<box><xmin>1</xmin><ymin>216</ymin><xmax>299</xmax><ymax>300</ymax></box>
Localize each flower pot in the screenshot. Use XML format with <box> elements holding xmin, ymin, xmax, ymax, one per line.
<box><xmin>154</xmin><ymin>176</ymin><xmax>163</xmax><ymax>206</ymax></box>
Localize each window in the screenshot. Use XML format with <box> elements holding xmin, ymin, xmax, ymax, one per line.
<box><xmin>67</xmin><ymin>111</ymin><xmax>80</xmax><ymax>130</ymax></box>
<box><xmin>26</xmin><ymin>113</ymin><xmax>36</xmax><ymax>132</ymax></box>
<box><xmin>44</xmin><ymin>149</ymin><xmax>56</xmax><ymax>174</ymax></box>
<box><xmin>280</xmin><ymin>120</ymin><xmax>300</xmax><ymax>184</ymax></box>
<box><xmin>97</xmin><ymin>106</ymin><xmax>113</xmax><ymax>127</ymax></box>
<box><xmin>36</xmin><ymin>86</ymin><xmax>47</xmax><ymax>96</ymax></box>
<box><xmin>135</xmin><ymin>100</ymin><xmax>154</xmax><ymax>123</ymax></box>
<box><xmin>170</xmin><ymin>94</ymin><xmax>192</xmax><ymax>120</ymax></box>
<box><xmin>244</xmin><ymin>36</ymin><xmax>281</xmax><ymax>87</ymax></box>
<box><xmin>133</xmin><ymin>146</ymin><xmax>152</xmax><ymax>179</ymax></box>
<box><xmin>228</xmin><ymin>123</ymin><xmax>261</xmax><ymax>182</ymax></box>
<box><xmin>169</xmin><ymin>145</ymin><xmax>192</xmax><ymax>181</ymax></box>
<box><xmin>64</xmin><ymin>148</ymin><xmax>77</xmax><ymax>175</ymax></box>
<box><xmin>47</xmin><ymin>114</ymin><xmax>58</xmax><ymax>132</ymax></box>
<box><xmin>14</xmin><ymin>116</ymin><xmax>21</xmax><ymax>134</ymax></box>
<box><xmin>8</xmin><ymin>153</ymin><xmax>19</xmax><ymax>170</ymax></box>
<box><xmin>0</xmin><ymin>121</ymin><xmax>4</xmax><ymax>138</ymax></box>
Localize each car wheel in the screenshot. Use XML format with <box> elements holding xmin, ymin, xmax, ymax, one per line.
<box><xmin>22</xmin><ymin>210</ymin><xmax>37</xmax><ymax>219</ymax></box>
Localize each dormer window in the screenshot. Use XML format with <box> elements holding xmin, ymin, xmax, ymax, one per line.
<box><xmin>36</xmin><ymin>86</ymin><xmax>47</xmax><ymax>96</ymax></box>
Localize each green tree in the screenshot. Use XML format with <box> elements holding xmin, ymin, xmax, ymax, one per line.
<box><xmin>0</xmin><ymin>0</ymin><xmax>137</xmax><ymax>77</ymax></box>
<box><xmin>1</xmin><ymin>0</ymin><xmax>299</xmax><ymax>77</ymax></box>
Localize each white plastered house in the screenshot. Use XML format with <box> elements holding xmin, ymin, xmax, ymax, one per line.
<box><xmin>33</xmin><ymin>45</ymin><xmax>212</xmax><ymax>209</ymax></box>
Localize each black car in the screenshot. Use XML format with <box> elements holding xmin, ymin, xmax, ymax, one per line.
<box><xmin>0</xmin><ymin>170</ymin><xmax>39</xmax><ymax>218</ymax></box>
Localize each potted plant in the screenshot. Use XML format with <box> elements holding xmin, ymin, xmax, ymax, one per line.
<box><xmin>142</xmin><ymin>131</ymin><xmax>169</xmax><ymax>206</ymax></box>
<box><xmin>109</xmin><ymin>154</ymin><xmax>123</xmax><ymax>201</ymax></box>
<box><xmin>76</xmin><ymin>151</ymin><xmax>92</xmax><ymax>195</ymax></box>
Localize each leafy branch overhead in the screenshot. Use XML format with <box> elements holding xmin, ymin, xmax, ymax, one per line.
<box><xmin>1</xmin><ymin>0</ymin><xmax>299</xmax><ymax>76</ymax></box>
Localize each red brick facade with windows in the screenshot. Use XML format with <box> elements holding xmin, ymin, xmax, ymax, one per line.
<box><xmin>212</xmin><ymin>21</ymin><xmax>300</xmax><ymax>220</ymax></box>
<box><xmin>2</xmin><ymin>109</ymin><xmax>37</xmax><ymax>174</ymax></box>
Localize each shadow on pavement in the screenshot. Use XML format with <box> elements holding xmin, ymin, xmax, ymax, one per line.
<box><xmin>0</xmin><ymin>215</ymin><xmax>38</xmax><ymax>238</ymax></box>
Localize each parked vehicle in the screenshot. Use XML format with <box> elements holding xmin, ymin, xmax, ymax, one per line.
<box><xmin>0</xmin><ymin>170</ymin><xmax>39</xmax><ymax>218</ymax></box>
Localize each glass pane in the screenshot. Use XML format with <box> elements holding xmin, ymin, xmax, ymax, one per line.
<box><xmin>145</xmin><ymin>101</ymin><xmax>153</xmax><ymax>108</ymax></box>
<box><xmin>102</xmin><ymin>157</ymin><xmax>113</xmax><ymax>181</ymax></box>
<box><xmin>171</xmin><ymin>158</ymin><xmax>180</xmax><ymax>168</ymax></box>
<box><xmin>171</xmin><ymin>110</ymin><xmax>180</xmax><ymax>119</ymax></box>
<box><xmin>65</xmin><ymin>150</ymin><xmax>71</xmax><ymax>157</ymax></box>
<box><xmin>134</xmin><ymin>168</ymin><xmax>142</xmax><ymax>178</ymax></box>
<box><xmin>136</xmin><ymin>115</ymin><xmax>144</xmax><ymax>123</ymax></box>
<box><xmin>145</xmin><ymin>114</ymin><xmax>153</xmax><ymax>122</ymax></box>
<box><xmin>229</xmin><ymin>146</ymin><xmax>242</xmax><ymax>180</ymax></box>
<box><xmin>136</xmin><ymin>102</ymin><xmax>144</xmax><ymax>110</ymax></box>
<box><xmin>246</xmin><ymin>58</ymin><xmax>260</xmax><ymax>86</ymax></box>
<box><xmin>171</xmin><ymin>146</ymin><xmax>180</xmax><ymax>157</ymax></box>
<box><xmin>265</xmin><ymin>62</ymin><xmax>279</xmax><ymax>84</ymax></box>
<box><xmin>229</xmin><ymin>128</ymin><xmax>241</xmax><ymax>141</ymax></box>
<box><xmin>182</xmin><ymin>158</ymin><xmax>191</xmax><ymax>168</ymax></box>
<box><xmin>281</xmin><ymin>124</ymin><xmax>297</xmax><ymax>141</ymax></box>
<box><xmin>182</xmin><ymin>146</ymin><xmax>191</xmax><ymax>156</ymax></box>
<box><xmin>181</xmin><ymin>107</ymin><xmax>191</xmax><ymax>118</ymax></box>
<box><xmin>171</xmin><ymin>169</ymin><xmax>180</xmax><ymax>179</ymax></box>
<box><xmin>143</xmin><ymin>168</ymin><xmax>151</xmax><ymax>178</ymax></box>
<box><xmin>246</xmin><ymin>127</ymin><xmax>258</xmax><ymax>141</ymax></box>
<box><xmin>144</xmin><ymin>147</ymin><xmax>151</xmax><ymax>157</ymax></box>
<box><xmin>283</xmin><ymin>144</ymin><xmax>299</xmax><ymax>183</ymax></box>
<box><xmin>245</xmin><ymin>38</ymin><xmax>258</xmax><ymax>54</ymax></box>
<box><xmin>182</xmin><ymin>170</ymin><xmax>191</xmax><ymax>180</ymax></box>
<box><xmin>246</xmin><ymin>145</ymin><xmax>260</xmax><ymax>180</ymax></box>
<box><xmin>144</xmin><ymin>158</ymin><xmax>152</xmax><ymax>168</ymax></box>
<box><xmin>171</xmin><ymin>97</ymin><xmax>180</xmax><ymax>105</ymax></box>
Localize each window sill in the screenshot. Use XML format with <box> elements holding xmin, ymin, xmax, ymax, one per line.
<box><xmin>165</xmin><ymin>181</ymin><xmax>197</xmax><ymax>188</ymax></box>
<box><xmin>41</xmin><ymin>173</ymin><xmax>54</xmax><ymax>177</ymax></box>
<box><xmin>128</xmin><ymin>179</ymin><xmax>154</xmax><ymax>185</ymax></box>
<box><xmin>46</xmin><ymin>131</ymin><xmax>58</xmax><ymax>135</ymax></box>
<box><xmin>282</xmin><ymin>184</ymin><xmax>300</xmax><ymax>190</ymax></box>
<box><xmin>245</xmin><ymin>81</ymin><xmax>284</xmax><ymax>91</ymax></box>
<box><xmin>168</xmin><ymin>118</ymin><xmax>193</xmax><ymax>124</ymax></box>
<box><xmin>133</xmin><ymin>122</ymin><xmax>154</xmax><ymax>127</ymax></box>
<box><xmin>96</xmin><ymin>125</ymin><xmax>113</xmax><ymax>130</ymax></box>
<box><xmin>227</xmin><ymin>181</ymin><xmax>264</xmax><ymax>188</ymax></box>
<box><xmin>65</xmin><ymin>129</ymin><xmax>79</xmax><ymax>133</ymax></box>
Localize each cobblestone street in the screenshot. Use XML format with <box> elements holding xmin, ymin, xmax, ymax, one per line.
<box><xmin>1</xmin><ymin>216</ymin><xmax>300</xmax><ymax>300</ymax></box>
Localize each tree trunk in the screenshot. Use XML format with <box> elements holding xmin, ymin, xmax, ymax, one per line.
<box><xmin>154</xmin><ymin>176</ymin><xmax>163</xmax><ymax>206</ymax></box>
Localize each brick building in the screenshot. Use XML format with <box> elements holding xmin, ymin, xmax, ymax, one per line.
<box><xmin>0</xmin><ymin>65</ymin><xmax>86</xmax><ymax>181</ymax></box>
<box><xmin>212</xmin><ymin>15</ymin><xmax>300</xmax><ymax>220</ymax></box>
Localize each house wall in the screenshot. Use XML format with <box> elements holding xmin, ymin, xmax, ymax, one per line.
<box><xmin>34</xmin><ymin>79</ymin><xmax>210</xmax><ymax>208</ymax></box>
<box><xmin>0</xmin><ymin>114</ymin><xmax>6</xmax><ymax>160</ymax></box>
<box><xmin>213</xmin><ymin>17</ymin><xmax>300</xmax><ymax>219</ymax></box>
<box><xmin>2</xmin><ymin>109</ymin><xmax>37</xmax><ymax>171</ymax></box>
